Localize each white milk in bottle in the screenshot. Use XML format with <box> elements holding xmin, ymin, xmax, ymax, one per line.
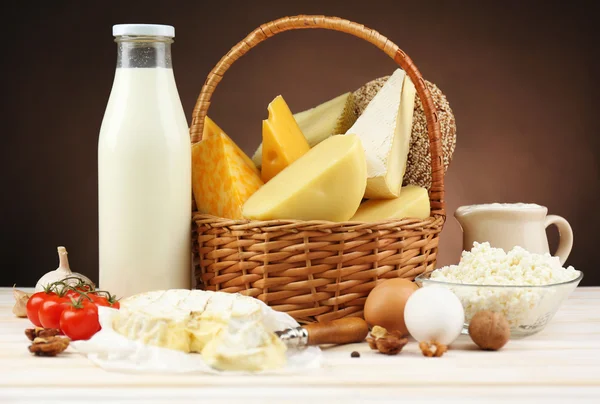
<box><xmin>98</xmin><ymin>24</ymin><xmax>191</xmax><ymax>297</ymax></box>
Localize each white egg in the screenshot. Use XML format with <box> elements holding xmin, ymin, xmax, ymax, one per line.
<box><xmin>404</xmin><ymin>286</ymin><xmax>465</xmax><ymax>345</ymax></box>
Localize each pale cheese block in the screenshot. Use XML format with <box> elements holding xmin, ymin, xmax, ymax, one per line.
<box><xmin>243</xmin><ymin>134</ymin><xmax>367</xmax><ymax>222</ymax></box>
<box><xmin>345</xmin><ymin>69</ymin><xmax>416</xmax><ymax>199</ymax></box>
<box><xmin>350</xmin><ymin>185</ymin><xmax>430</xmax><ymax>222</ymax></box>
<box><xmin>261</xmin><ymin>95</ymin><xmax>310</xmax><ymax>182</ymax></box>
<box><xmin>252</xmin><ymin>92</ymin><xmax>357</xmax><ymax>167</ymax></box>
<box><xmin>192</xmin><ymin>117</ymin><xmax>263</xmax><ymax>219</ymax></box>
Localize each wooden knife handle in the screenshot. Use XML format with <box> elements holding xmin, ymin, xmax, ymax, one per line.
<box><xmin>304</xmin><ymin>317</ymin><xmax>369</xmax><ymax>346</ymax></box>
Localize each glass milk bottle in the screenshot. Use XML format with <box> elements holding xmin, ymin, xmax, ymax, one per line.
<box><xmin>98</xmin><ymin>24</ymin><xmax>191</xmax><ymax>298</ymax></box>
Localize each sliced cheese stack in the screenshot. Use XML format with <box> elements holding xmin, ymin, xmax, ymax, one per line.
<box><xmin>252</xmin><ymin>92</ymin><xmax>357</xmax><ymax>167</ymax></box>
<box><xmin>243</xmin><ymin>134</ymin><xmax>367</xmax><ymax>222</ymax></box>
<box><xmin>192</xmin><ymin>117</ymin><xmax>263</xmax><ymax>219</ymax></box>
<box><xmin>350</xmin><ymin>185</ymin><xmax>430</xmax><ymax>222</ymax></box>
<box><xmin>261</xmin><ymin>95</ymin><xmax>310</xmax><ymax>182</ymax></box>
<box><xmin>112</xmin><ymin>290</ymin><xmax>287</xmax><ymax>371</ymax></box>
<box><xmin>345</xmin><ymin>68</ymin><xmax>416</xmax><ymax>199</ymax></box>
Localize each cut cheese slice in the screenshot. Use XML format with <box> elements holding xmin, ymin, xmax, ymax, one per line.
<box><xmin>202</xmin><ymin>318</ymin><xmax>287</xmax><ymax>372</ymax></box>
<box><xmin>261</xmin><ymin>95</ymin><xmax>310</xmax><ymax>182</ymax></box>
<box><xmin>243</xmin><ymin>134</ymin><xmax>367</xmax><ymax>222</ymax></box>
<box><xmin>192</xmin><ymin>117</ymin><xmax>263</xmax><ymax>219</ymax></box>
<box><xmin>350</xmin><ymin>185</ymin><xmax>430</xmax><ymax>222</ymax></box>
<box><xmin>345</xmin><ymin>69</ymin><xmax>416</xmax><ymax>199</ymax></box>
<box><xmin>252</xmin><ymin>92</ymin><xmax>357</xmax><ymax>167</ymax></box>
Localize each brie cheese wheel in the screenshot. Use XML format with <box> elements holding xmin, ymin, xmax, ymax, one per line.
<box><xmin>113</xmin><ymin>290</ymin><xmax>263</xmax><ymax>354</ymax></box>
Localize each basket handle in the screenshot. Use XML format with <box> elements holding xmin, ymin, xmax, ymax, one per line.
<box><xmin>190</xmin><ymin>15</ymin><xmax>445</xmax><ymax>216</ymax></box>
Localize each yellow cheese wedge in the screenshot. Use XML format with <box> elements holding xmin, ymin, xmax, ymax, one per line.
<box><xmin>350</xmin><ymin>185</ymin><xmax>430</xmax><ymax>222</ymax></box>
<box><xmin>252</xmin><ymin>92</ymin><xmax>357</xmax><ymax>168</ymax></box>
<box><xmin>261</xmin><ymin>95</ymin><xmax>310</xmax><ymax>182</ymax></box>
<box><xmin>243</xmin><ymin>135</ymin><xmax>367</xmax><ymax>222</ymax></box>
<box><xmin>345</xmin><ymin>69</ymin><xmax>417</xmax><ymax>199</ymax></box>
<box><xmin>192</xmin><ymin>117</ymin><xmax>263</xmax><ymax>219</ymax></box>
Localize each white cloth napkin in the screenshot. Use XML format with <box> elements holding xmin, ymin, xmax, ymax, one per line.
<box><xmin>72</xmin><ymin>301</ymin><xmax>322</xmax><ymax>375</ymax></box>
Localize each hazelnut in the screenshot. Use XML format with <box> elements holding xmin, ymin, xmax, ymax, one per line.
<box><xmin>468</xmin><ymin>311</ymin><xmax>510</xmax><ymax>351</ymax></box>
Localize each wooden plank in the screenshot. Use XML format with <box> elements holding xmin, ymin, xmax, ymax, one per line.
<box><xmin>0</xmin><ymin>287</ymin><xmax>599</xmax><ymax>401</ymax></box>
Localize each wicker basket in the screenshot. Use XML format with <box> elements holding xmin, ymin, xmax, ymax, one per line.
<box><xmin>191</xmin><ymin>15</ymin><xmax>446</xmax><ymax>324</ymax></box>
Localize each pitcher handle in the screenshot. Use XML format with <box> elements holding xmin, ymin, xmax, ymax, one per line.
<box><xmin>544</xmin><ymin>215</ymin><xmax>573</xmax><ymax>265</ymax></box>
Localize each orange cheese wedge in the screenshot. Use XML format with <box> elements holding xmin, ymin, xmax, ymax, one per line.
<box><xmin>192</xmin><ymin>117</ymin><xmax>263</xmax><ymax>219</ymax></box>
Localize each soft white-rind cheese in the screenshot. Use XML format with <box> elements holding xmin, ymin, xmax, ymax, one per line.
<box><xmin>345</xmin><ymin>69</ymin><xmax>416</xmax><ymax>199</ymax></box>
<box><xmin>112</xmin><ymin>289</ymin><xmax>286</xmax><ymax>371</ymax></box>
<box><xmin>202</xmin><ymin>318</ymin><xmax>287</xmax><ymax>372</ymax></box>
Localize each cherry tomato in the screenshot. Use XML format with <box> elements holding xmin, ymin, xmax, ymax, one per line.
<box><xmin>38</xmin><ymin>295</ymin><xmax>70</xmax><ymax>329</ymax></box>
<box><xmin>88</xmin><ymin>293</ymin><xmax>120</xmax><ymax>309</ymax></box>
<box><xmin>26</xmin><ymin>291</ymin><xmax>55</xmax><ymax>327</ymax></box>
<box><xmin>64</xmin><ymin>289</ymin><xmax>83</xmax><ymax>299</ymax></box>
<box><xmin>87</xmin><ymin>294</ymin><xmax>106</xmax><ymax>305</ymax></box>
<box><xmin>64</xmin><ymin>284</ymin><xmax>93</xmax><ymax>298</ymax></box>
<box><xmin>60</xmin><ymin>301</ymin><xmax>100</xmax><ymax>341</ymax></box>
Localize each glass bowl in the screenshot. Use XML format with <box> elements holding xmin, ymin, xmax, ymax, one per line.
<box><xmin>414</xmin><ymin>270</ymin><xmax>583</xmax><ymax>338</ymax></box>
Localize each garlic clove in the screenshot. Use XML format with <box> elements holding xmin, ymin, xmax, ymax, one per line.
<box><xmin>13</xmin><ymin>287</ymin><xmax>30</xmax><ymax>318</ymax></box>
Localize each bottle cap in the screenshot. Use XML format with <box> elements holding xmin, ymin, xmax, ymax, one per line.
<box><xmin>112</xmin><ymin>24</ymin><xmax>175</xmax><ymax>37</ymax></box>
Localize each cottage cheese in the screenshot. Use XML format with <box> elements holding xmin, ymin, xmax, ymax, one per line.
<box><xmin>431</xmin><ymin>242</ymin><xmax>579</xmax><ymax>286</ymax></box>
<box><xmin>429</xmin><ymin>242</ymin><xmax>580</xmax><ymax>331</ymax></box>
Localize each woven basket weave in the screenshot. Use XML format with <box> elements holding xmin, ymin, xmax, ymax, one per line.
<box><xmin>191</xmin><ymin>15</ymin><xmax>446</xmax><ymax>324</ymax></box>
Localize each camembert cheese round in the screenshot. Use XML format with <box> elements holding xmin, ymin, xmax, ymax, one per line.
<box><xmin>112</xmin><ymin>289</ymin><xmax>284</xmax><ymax>365</ymax></box>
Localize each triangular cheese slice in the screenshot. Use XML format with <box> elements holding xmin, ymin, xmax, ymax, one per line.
<box><xmin>252</xmin><ymin>92</ymin><xmax>357</xmax><ymax>167</ymax></box>
<box><xmin>345</xmin><ymin>69</ymin><xmax>416</xmax><ymax>199</ymax></box>
<box><xmin>244</xmin><ymin>135</ymin><xmax>366</xmax><ymax>222</ymax></box>
<box><xmin>192</xmin><ymin>117</ymin><xmax>263</xmax><ymax>219</ymax></box>
<box><xmin>261</xmin><ymin>95</ymin><xmax>310</xmax><ymax>182</ymax></box>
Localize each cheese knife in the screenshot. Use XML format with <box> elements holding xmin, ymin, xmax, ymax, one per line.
<box><xmin>275</xmin><ymin>317</ymin><xmax>369</xmax><ymax>348</ymax></box>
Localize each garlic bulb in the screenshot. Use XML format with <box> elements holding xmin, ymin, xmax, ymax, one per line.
<box><xmin>35</xmin><ymin>246</ymin><xmax>94</xmax><ymax>292</ymax></box>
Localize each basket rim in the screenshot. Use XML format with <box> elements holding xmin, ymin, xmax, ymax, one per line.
<box><xmin>193</xmin><ymin>212</ymin><xmax>445</xmax><ymax>233</ymax></box>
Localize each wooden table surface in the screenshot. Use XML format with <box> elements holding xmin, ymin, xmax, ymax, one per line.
<box><xmin>1</xmin><ymin>287</ymin><xmax>599</xmax><ymax>403</ymax></box>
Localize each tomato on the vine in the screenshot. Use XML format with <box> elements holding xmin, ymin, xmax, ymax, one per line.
<box><xmin>38</xmin><ymin>295</ymin><xmax>70</xmax><ymax>329</ymax></box>
<box><xmin>88</xmin><ymin>294</ymin><xmax>120</xmax><ymax>309</ymax></box>
<box><xmin>26</xmin><ymin>291</ymin><xmax>56</xmax><ymax>327</ymax></box>
<box><xmin>60</xmin><ymin>301</ymin><xmax>100</xmax><ymax>341</ymax></box>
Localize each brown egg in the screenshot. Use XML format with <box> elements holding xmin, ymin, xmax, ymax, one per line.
<box><xmin>364</xmin><ymin>278</ymin><xmax>419</xmax><ymax>335</ymax></box>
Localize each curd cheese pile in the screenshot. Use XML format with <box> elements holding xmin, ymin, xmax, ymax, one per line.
<box><xmin>431</xmin><ymin>242</ymin><xmax>579</xmax><ymax>286</ymax></box>
<box><xmin>430</xmin><ymin>242</ymin><xmax>580</xmax><ymax>330</ymax></box>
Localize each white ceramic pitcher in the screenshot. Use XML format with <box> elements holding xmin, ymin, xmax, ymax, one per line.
<box><xmin>454</xmin><ymin>203</ymin><xmax>573</xmax><ymax>264</ymax></box>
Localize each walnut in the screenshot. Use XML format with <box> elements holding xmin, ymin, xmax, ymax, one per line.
<box><xmin>28</xmin><ymin>336</ymin><xmax>70</xmax><ymax>357</ymax></box>
<box><xmin>25</xmin><ymin>327</ymin><xmax>61</xmax><ymax>341</ymax></box>
<box><xmin>366</xmin><ymin>325</ymin><xmax>408</xmax><ymax>355</ymax></box>
<box><xmin>468</xmin><ymin>311</ymin><xmax>510</xmax><ymax>351</ymax></box>
<box><xmin>419</xmin><ymin>341</ymin><xmax>448</xmax><ymax>357</ymax></box>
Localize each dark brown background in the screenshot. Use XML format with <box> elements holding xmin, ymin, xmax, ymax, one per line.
<box><xmin>2</xmin><ymin>0</ymin><xmax>598</xmax><ymax>287</ymax></box>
